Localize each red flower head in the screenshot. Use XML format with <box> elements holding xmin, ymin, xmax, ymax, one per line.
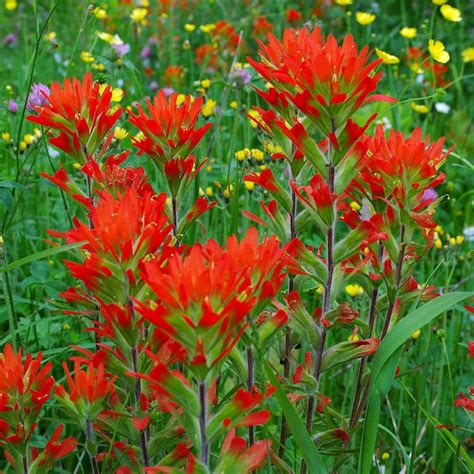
<box><xmin>360</xmin><ymin>125</ymin><xmax>452</xmax><ymax>229</ymax></box>
<box><xmin>136</xmin><ymin>228</ymin><xmax>287</xmax><ymax>380</ymax></box>
<box><xmin>128</xmin><ymin>91</ymin><xmax>211</xmax><ymax>195</ymax></box>
<box><xmin>54</xmin><ymin>360</ymin><xmax>117</xmax><ymax>420</ymax></box>
<box><xmin>215</xmin><ymin>429</ymin><xmax>272</xmax><ymax>473</ymax></box>
<box><xmin>50</xmin><ymin>189</ymin><xmax>174</xmax><ymax>300</ymax></box>
<box><xmin>27</xmin><ymin>72</ymin><xmax>122</xmax><ymax>163</ymax></box>
<box><xmin>248</xmin><ymin>28</ymin><xmax>395</xmax><ymax>134</ymax></box>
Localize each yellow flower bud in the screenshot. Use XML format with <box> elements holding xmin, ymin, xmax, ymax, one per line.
<box><xmin>411</xmin><ymin>329</ymin><xmax>421</xmax><ymax>339</ymax></box>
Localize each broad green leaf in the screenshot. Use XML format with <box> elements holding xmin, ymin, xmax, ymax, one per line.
<box><xmin>358</xmin><ymin>291</ymin><xmax>473</xmax><ymax>474</ymax></box>
<box><xmin>264</xmin><ymin>361</ymin><xmax>328</xmax><ymax>474</ymax></box>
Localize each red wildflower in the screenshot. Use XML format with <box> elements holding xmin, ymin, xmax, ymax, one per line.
<box><xmin>27</xmin><ymin>72</ymin><xmax>122</xmax><ymax>163</ymax></box>
<box><xmin>253</xmin><ymin>16</ymin><xmax>273</xmax><ymax>36</ymax></box>
<box><xmin>286</xmin><ymin>8</ymin><xmax>302</xmax><ymax>23</ymax></box>
<box><xmin>248</xmin><ymin>28</ymin><xmax>395</xmax><ymax>134</ymax></box>
<box><xmin>54</xmin><ymin>360</ymin><xmax>117</xmax><ymax>419</ymax></box>
<box><xmin>136</xmin><ymin>228</ymin><xmax>287</xmax><ymax>379</ymax></box>
<box><xmin>216</xmin><ymin>429</ymin><xmax>272</xmax><ymax>473</ymax></box>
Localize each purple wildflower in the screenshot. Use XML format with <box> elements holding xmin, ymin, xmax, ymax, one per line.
<box><xmin>140</xmin><ymin>46</ymin><xmax>152</xmax><ymax>59</ymax></box>
<box><xmin>420</xmin><ymin>188</ymin><xmax>438</xmax><ymax>204</ymax></box>
<box><xmin>26</xmin><ymin>83</ymin><xmax>50</xmax><ymax>111</ymax></box>
<box><xmin>161</xmin><ymin>87</ymin><xmax>174</xmax><ymax>97</ymax></box>
<box><xmin>112</xmin><ymin>42</ymin><xmax>130</xmax><ymax>58</ymax></box>
<box><xmin>3</xmin><ymin>33</ymin><xmax>17</xmax><ymax>46</ymax></box>
<box><xmin>8</xmin><ymin>99</ymin><xmax>18</xmax><ymax>114</ymax></box>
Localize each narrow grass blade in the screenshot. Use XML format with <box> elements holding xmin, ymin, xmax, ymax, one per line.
<box><xmin>358</xmin><ymin>291</ymin><xmax>473</xmax><ymax>474</ymax></box>
<box><xmin>265</xmin><ymin>361</ymin><xmax>328</xmax><ymax>474</ymax></box>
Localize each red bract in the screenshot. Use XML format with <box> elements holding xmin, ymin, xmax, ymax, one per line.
<box><xmin>50</xmin><ymin>189</ymin><xmax>173</xmax><ymax>299</ymax></box>
<box><xmin>27</xmin><ymin>72</ymin><xmax>122</xmax><ymax>163</ymax></box>
<box><xmin>248</xmin><ymin>28</ymin><xmax>395</xmax><ymax>134</ymax></box>
<box><xmin>136</xmin><ymin>228</ymin><xmax>287</xmax><ymax>379</ymax></box>
<box><xmin>54</xmin><ymin>361</ymin><xmax>117</xmax><ymax>419</ymax></box>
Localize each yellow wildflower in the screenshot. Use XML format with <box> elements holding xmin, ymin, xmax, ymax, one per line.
<box><xmin>432</xmin><ymin>0</ymin><xmax>447</xmax><ymax>4</ymax></box>
<box><xmin>382</xmin><ymin>452</ymin><xmax>390</xmax><ymax>461</ymax></box>
<box><xmin>345</xmin><ymin>284</ymin><xmax>364</xmax><ymax>297</ymax></box>
<box><xmin>24</xmin><ymin>134</ymin><xmax>35</xmax><ymax>145</ymax></box>
<box><xmin>435</xmin><ymin>225</ymin><xmax>444</xmax><ymax>235</ymax></box>
<box><xmin>111</xmin><ymin>88</ymin><xmax>123</xmax><ymax>102</ymax></box>
<box><xmin>348</xmin><ymin>334</ymin><xmax>360</xmax><ymax>342</ymax></box>
<box><xmin>462</xmin><ymin>47</ymin><xmax>474</xmax><ymax>63</ymax></box>
<box><xmin>251</xmin><ymin>149</ymin><xmax>264</xmax><ymax>161</ymax></box>
<box><xmin>19</xmin><ymin>141</ymin><xmax>27</xmax><ymax>151</ymax></box>
<box><xmin>434</xmin><ymin>238</ymin><xmax>442</xmax><ymax>249</ymax></box>
<box><xmin>356</xmin><ymin>12</ymin><xmax>376</xmax><ymax>26</ymax></box>
<box><xmin>375</xmin><ymin>48</ymin><xmax>400</xmax><ymax>65</ymax></box>
<box><xmin>235</xmin><ymin>150</ymin><xmax>246</xmax><ymax>162</ymax></box>
<box><xmin>316</xmin><ymin>286</ymin><xmax>323</xmax><ymax>295</ymax></box>
<box><xmin>73</xmin><ymin>162</ymin><xmax>81</xmax><ymax>170</ymax></box>
<box><xmin>92</xmin><ymin>63</ymin><xmax>106</xmax><ymax>71</ymax></box>
<box><xmin>114</xmin><ymin>127</ymin><xmax>128</xmax><ymax>140</ymax></box>
<box><xmin>206</xmin><ymin>187</ymin><xmax>213</xmax><ymax>197</ymax></box>
<box><xmin>230</xmin><ymin>100</ymin><xmax>238</xmax><ymax>109</ymax></box>
<box><xmin>130</xmin><ymin>8</ymin><xmax>148</xmax><ymax>24</ymax></box>
<box><xmin>201</xmin><ymin>79</ymin><xmax>211</xmax><ymax>88</ymax></box>
<box><xmin>400</xmin><ymin>27</ymin><xmax>417</xmax><ymax>39</ymax></box>
<box><xmin>2</xmin><ymin>132</ymin><xmax>11</xmax><ymax>141</ymax></box>
<box><xmin>455</xmin><ymin>235</ymin><xmax>464</xmax><ymax>245</ymax></box>
<box><xmin>80</xmin><ymin>51</ymin><xmax>95</xmax><ymax>63</ymax></box>
<box><xmin>176</xmin><ymin>94</ymin><xmax>186</xmax><ymax>106</ymax></box>
<box><xmin>223</xmin><ymin>186</ymin><xmax>232</xmax><ymax>199</ymax></box>
<box><xmin>5</xmin><ymin>0</ymin><xmax>17</xmax><ymax>10</ymax></box>
<box><xmin>411</xmin><ymin>329</ymin><xmax>421</xmax><ymax>339</ymax></box>
<box><xmin>411</xmin><ymin>102</ymin><xmax>429</xmax><ymax>114</ymax></box>
<box><xmin>97</xmin><ymin>32</ymin><xmax>114</xmax><ymax>43</ymax></box>
<box><xmin>46</xmin><ymin>31</ymin><xmax>57</xmax><ymax>41</ymax></box>
<box><xmin>93</xmin><ymin>7</ymin><xmax>107</xmax><ymax>19</ymax></box>
<box><xmin>200</xmin><ymin>23</ymin><xmax>216</xmax><ymax>33</ymax></box>
<box><xmin>335</xmin><ymin>0</ymin><xmax>352</xmax><ymax>5</ymax></box>
<box><xmin>244</xmin><ymin>180</ymin><xmax>255</xmax><ymax>192</ymax></box>
<box><xmin>248</xmin><ymin>109</ymin><xmax>261</xmax><ymax>128</ymax></box>
<box><xmin>440</xmin><ymin>4</ymin><xmax>462</xmax><ymax>22</ymax></box>
<box><xmin>202</xmin><ymin>99</ymin><xmax>216</xmax><ymax>117</ymax></box>
<box><xmin>184</xmin><ymin>23</ymin><xmax>196</xmax><ymax>32</ymax></box>
<box><xmin>428</xmin><ymin>39</ymin><xmax>450</xmax><ymax>63</ymax></box>
<box><xmin>350</xmin><ymin>201</ymin><xmax>361</xmax><ymax>211</ymax></box>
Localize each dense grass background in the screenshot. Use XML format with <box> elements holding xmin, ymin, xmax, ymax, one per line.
<box><xmin>0</xmin><ymin>1</ymin><xmax>473</xmax><ymax>472</ymax></box>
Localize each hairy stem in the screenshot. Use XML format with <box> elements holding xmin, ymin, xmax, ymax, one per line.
<box><xmin>198</xmin><ymin>381</ymin><xmax>209</xmax><ymax>467</ymax></box>
<box><xmin>172</xmin><ymin>195</ymin><xmax>179</xmax><ymax>245</ymax></box>
<box><xmin>86</xmin><ymin>419</ymin><xmax>100</xmax><ymax>474</ymax></box>
<box><xmin>247</xmin><ymin>346</ymin><xmax>255</xmax><ymax>445</ymax></box>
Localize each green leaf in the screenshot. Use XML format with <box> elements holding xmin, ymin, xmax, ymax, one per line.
<box><xmin>264</xmin><ymin>361</ymin><xmax>328</xmax><ymax>474</ymax></box>
<box><xmin>358</xmin><ymin>291</ymin><xmax>473</xmax><ymax>474</ymax></box>
<box><xmin>0</xmin><ymin>242</ymin><xmax>86</xmax><ymax>274</ymax></box>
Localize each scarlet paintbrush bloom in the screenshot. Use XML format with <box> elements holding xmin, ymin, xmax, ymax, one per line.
<box><xmin>27</xmin><ymin>72</ymin><xmax>122</xmax><ymax>163</ymax></box>
<box><xmin>30</xmin><ymin>425</ymin><xmax>77</xmax><ymax>470</ymax></box>
<box><xmin>50</xmin><ymin>189</ymin><xmax>174</xmax><ymax>300</ymax></box>
<box><xmin>128</xmin><ymin>91</ymin><xmax>211</xmax><ymax>195</ymax></box>
<box><xmin>136</xmin><ymin>228</ymin><xmax>288</xmax><ymax>380</ymax></box>
<box><xmin>248</xmin><ymin>28</ymin><xmax>395</xmax><ymax>134</ymax></box>
<box><xmin>215</xmin><ymin>429</ymin><xmax>272</xmax><ymax>473</ymax></box>
<box><xmin>55</xmin><ymin>360</ymin><xmax>117</xmax><ymax>419</ymax></box>
<box><xmin>360</xmin><ymin>125</ymin><xmax>452</xmax><ymax>229</ymax></box>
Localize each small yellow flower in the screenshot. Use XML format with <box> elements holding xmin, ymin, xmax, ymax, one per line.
<box><xmin>2</xmin><ymin>132</ymin><xmax>11</xmax><ymax>141</ymax></box>
<box><xmin>5</xmin><ymin>85</ymin><xmax>12</xmax><ymax>93</ymax></box>
<box><xmin>335</xmin><ymin>0</ymin><xmax>352</xmax><ymax>5</ymax></box>
<box><xmin>200</xmin><ymin>23</ymin><xmax>216</xmax><ymax>33</ymax></box>
<box><xmin>434</xmin><ymin>238</ymin><xmax>442</xmax><ymax>249</ymax></box>
<box><xmin>411</xmin><ymin>329</ymin><xmax>421</xmax><ymax>339</ymax></box>
<box><xmin>5</xmin><ymin>0</ymin><xmax>17</xmax><ymax>11</ymax></box>
<box><xmin>130</xmin><ymin>7</ymin><xmax>148</xmax><ymax>24</ymax></box>
<box><xmin>206</xmin><ymin>187</ymin><xmax>213</xmax><ymax>197</ymax></box>
<box><xmin>435</xmin><ymin>225</ymin><xmax>444</xmax><ymax>235</ymax></box>
<box><xmin>111</xmin><ymin>88</ymin><xmax>123</xmax><ymax>102</ymax></box>
<box><xmin>230</xmin><ymin>100</ymin><xmax>238</xmax><ymax>109</ymax></box>
<box><xmin>251</xmin><ymin>149</ymin><xmax>264</xmax><ymax>161</ymax></box>
<box><xmin>92</xmin><ymin>63</ymin><xmax>106</xmax><ymax>71</ymax></box>
<box><xmin>350</xmin><ymin>201</ymin><xmax>361</xmax><ymax>211</ymax></box>
<box><xmin>80</xmin><ymin>51</ymin><xmax>95</xmax><ymax>63</ymax></box>
<box><xmin>201</xmin><ymin>79</ymin><xmax>211</xmax><ymax>88</ymax></box>
<box><xmin>428</xmin><ymin>39</ymin><xmax>450</xmax><ymax>64</ymax></box>
<box><xmin>34</xmin><ymin>128</ymin><xmax>42</xmax><ymax>138</ymax></box>
<box><xmin>73</xmin><ymin>162</ymin><xmax>82</xmax><ymax>170</ymax></box>
<box><xmin>462</xmin><ymin>47</ymin><xmax>474</xmax><ymax>63</ymax></box>
<box><xmin>381</xmin><ymin>452</ymin><xmax>390</xmax><ymax>461</ymax></box>
<box><xmin>183</xmin><ymin>40</ymin><xmax>191</xmax><ymax>50</ymax></box>
<box><xmin>202</xmin><ymin>99</ymin><xmax>216</xmax><ymax>117</ymax></box>
<box><xmin>46</xmin><ymin>31</ymin><xmax>57</xmax><ymax>41</ymax></box>
<box><xmin>356</xmin><ymin>12</ymin><xmax>376</xmax><ymax>26</ymax></box>
<box><xmin>97</xmin><ymin>32</ymin><xmax>114</xmax><ymax>43</ymax></box>
<box><xmin>24</xmin><ymin>134</ymin><xmax>35</xmax><ymax>145</ymax></box>
<box><xmin>19</xmin><ymin>141</ymin><xmax>27</xmax><ymax>151</ymax></box>
<box><xmin>259</xmin><ymin>165</ymin><xmax>266</xmax><ymax>171</ymax></box>
<box><xmin>184</xmin><ymin>23</ymin><xmax>196</xmax><ymax>32</ymax></box>
<box><xmin>440</xmin><ymin>4</ymin><xmax>462</xmax><ymax>22</ymax></box>
<box><xmin>411</xmin><ymin>102</ymin><xmax>429</xmax><ymax>114</ymax></box>
<box><xmin>432</xmin><ymin>0</ymin><xmax>447</xmax><ymax>4</ymax></box>
<box><xmin>348</xmin><ymin>334</ymin><xmax>360</xmax><ymax>342</ymax></box>
<box><xmin>206</xmin><ymin>165</ymin><xmax>212</xmax><ymax>173</ymax></box>
<box><xmin>400</xmin><ymin>27</ymin><xmax>417</xmax><ymax>39</ymax></box>
<box><xmin>114</xmin><ymin>127</ymin><xmax>128</xmax><ymax>140</ymax></box>
<box><xmin>235</xmin><ymin>150</ymin><xmax>246</xmax><ymax>162</ymax></box>
<box><xmin>316</xmin><ymin>286</ymin><xmax>323</xmax><ymax>295</ymax></box>
<box><xmin>244</xmin><ymin>180</ymin><xmax>255</xmax><ymax>192</ymax></box>
<box><xmin>223</xmin><ymin>186</ymin><xmax>232</xmax><ymax>199</ymax></box>
<box><xmin>375</xmin><ymin>48</ymin><xmax>400</xmax><ymax>65</ymax></box>
<box><xmin>248</xmin><ymin>109</ymin><xmax>261</xmax><ymax>128</ymax></box>
<box><xmin>175</xmin><ymin>94</ymin><xmax>185</xmax><ymax>106</ymax></box>
<box><xmin>456</xmin><ymin>235</ymin><xmax>464</xmax><ymax>245</ymax></box>
<box><xmin>449</xmin><ymin>237</ymin><xmax>456</xmax><ymax>246</ymax></box>
<box><xmin>345</xmin><ymin>284</ymin><xmax>364</xmax><ymax>297</ymax></box>
<box><xmin>93</xmin><ymin>7</ymin><xmax>107</xmax><ymax>19</ymax></box>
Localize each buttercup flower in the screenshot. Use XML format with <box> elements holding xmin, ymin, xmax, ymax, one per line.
<box><xmin>428</xmin><ymin>39</ymin><xmax>450</xmax><ymax>63</ymax></box>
